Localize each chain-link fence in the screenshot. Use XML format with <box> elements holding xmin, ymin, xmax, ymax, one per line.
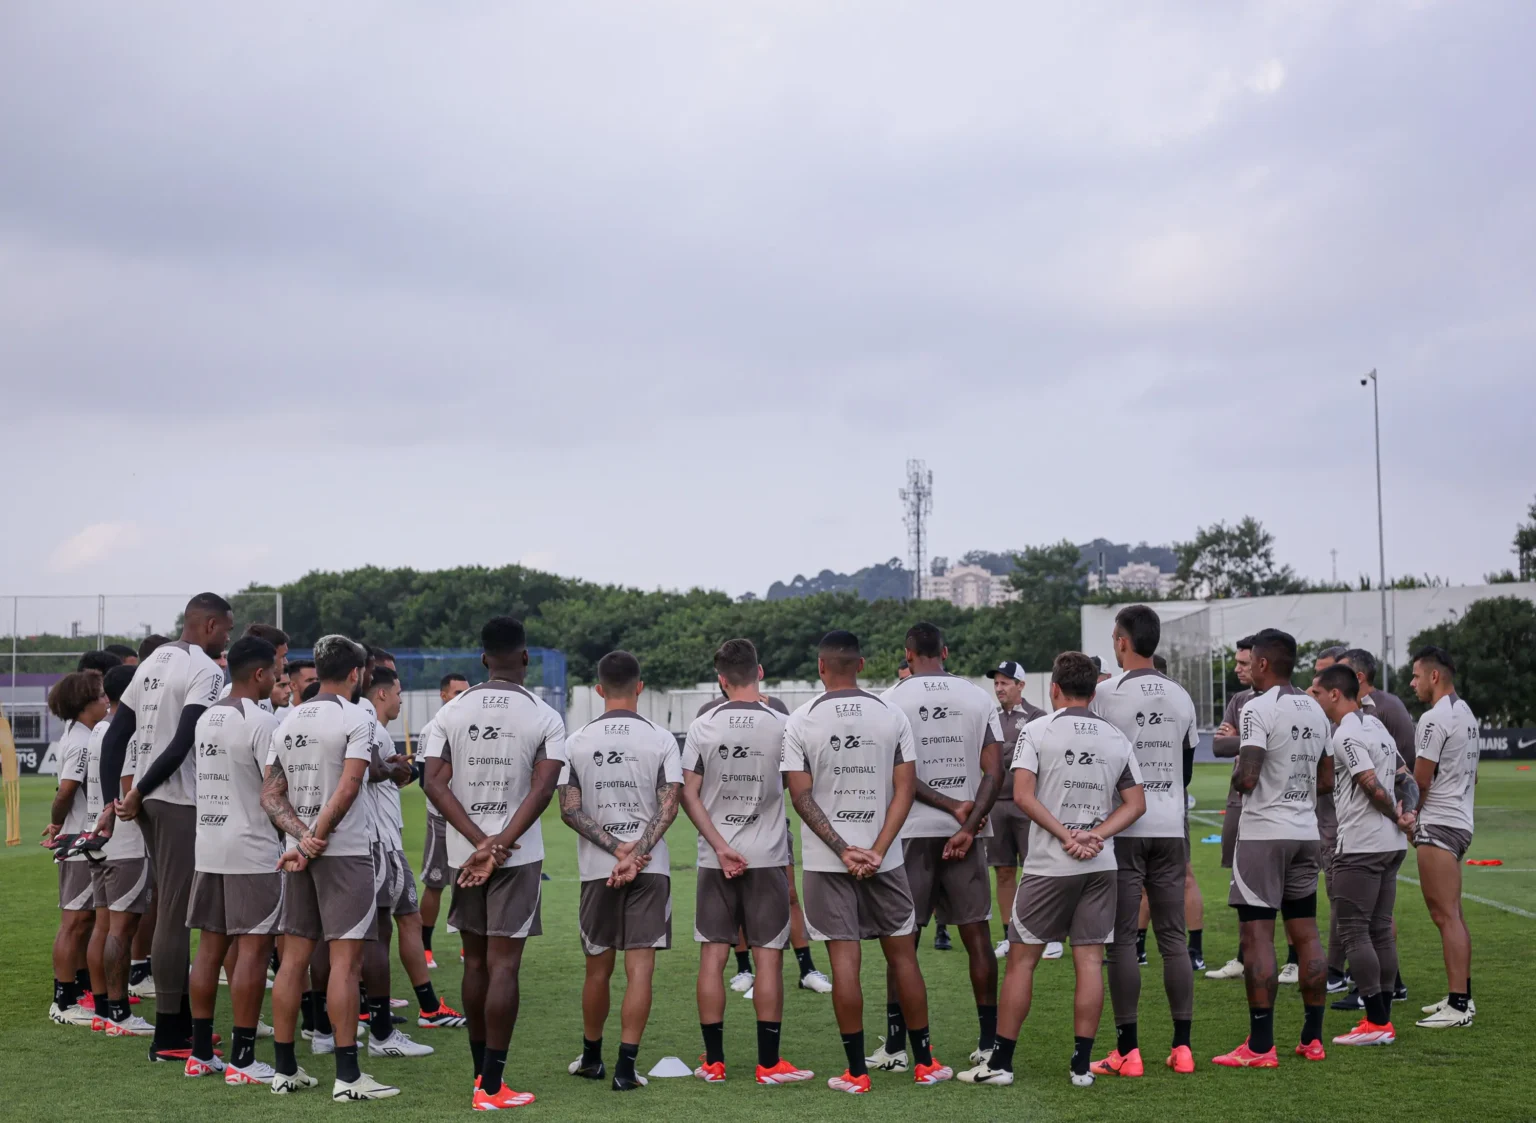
<box><xmin>1161</xmin><ymin>606</ymin><xmax>1216</xmax><ymax>727</ymax></box>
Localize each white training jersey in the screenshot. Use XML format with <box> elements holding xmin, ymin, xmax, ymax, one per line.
<box><xmin>680</xmin><ymin>700</ymin><xmax>791</xmax><ymax>869</ymax></box>
<box><xmin>780</xmin><ymin>688</ymin><xmax>917</xmax><ymax>875</ymax></box>
<box><xmin>419</xmin><ymin>714</ymin><xmax>446</xmax><ymax>821</ymax></box>
<box><xmin>86</xmin><ymin>718</ymin><xmax>145</xmax><ymax>860</ymax></box>
<box><xmin>55</xmin><ymin>720</ymin><xmax>93</xmax><ymax>861</ymax></box>
<box><xmin>121</xmin><ymin>640</ymin><xmax>225</xmax><ymax>807</ymax></box>
<box><xmin>1416</xmin><ymin>693</ymin><xmax>1479</xmax><ymax>833</ymax></box>
<box><xmin>1012</xmin><ymin>707</ymin><xmax>1141</xmax><ymax>878</ymax></box>
<box><xmin>370</xmin><ymin>721</ymin><xmax>406</xmax><ymax>851</ymax></box>
<box><xmin>1091</xmin><ymin>669</ymin><xmax>1200</xmax><ymax>838</ymax></box>
<box><xmin>1330</xmin><ymin>710</ymin><xmax>1407</xmax><ymax>855</ymax></box>
<box><xmin>217</xmin><ymin>680</ymin><xmax>275</xmax><ymax>713</ymax></box>
<box><xmin>1237</xmin><ymin>685</ymin><xmax>1330</xmax><ymax>842</ymax></box>
<box><xmin>561</xmin><ymin>709</ymin><xmax>682</xmax><ymax>883</ymax></box>
<box><xmin>194</xmin><ymin>698</ymin><xmax>283</xmax><ymax>874</ymax></box>
<box><xmin>881</xmin><ymin>673</ymin><xmax>1004</xmax><ymax>839</ymax></box>
<box><xmin>268</xmin><ymin>694</ymin><xmax>376</xmax><ymax>857</ymax></box>
<box><xmin>426</xmin><ymin>681</ymin><xmax>568</xmax><ymax>871</ymax></box>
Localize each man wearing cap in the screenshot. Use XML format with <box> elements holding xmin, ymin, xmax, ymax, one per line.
<box><xmin>983</xmin><ymin>662</ymin><xmax>1057</xmax><ymax>961</ymax></box>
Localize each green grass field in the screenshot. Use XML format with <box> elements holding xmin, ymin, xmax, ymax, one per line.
<box><xmin>3</xmin><ymin>763</ymin><xmax>1532</xmax><ymax>1122</ymax></box>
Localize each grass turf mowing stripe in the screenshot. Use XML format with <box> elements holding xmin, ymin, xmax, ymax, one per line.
<box><xmin>1397</xmin><ymin>873</ymin><xmax>1536</xmax><ymax>920</ymax></box>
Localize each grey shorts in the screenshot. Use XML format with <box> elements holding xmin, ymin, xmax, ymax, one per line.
<box><xmin>986</xmin><ymin>798</ymin><xmax>1030</xmax><ymax>868</ymax></box>
<box><xmin>91</xmin><ymin>858</ymin><xmax>152</xmax><ymax>914</ymax></box>
<box><xmin>1010</xmin><ymin>871</ymin><xmax>1116</xmax><ymax>945</ymax></box>
<box><xmin>1228</xmin><ymin>838</ymin><xmax>1322</xmax><ymax>912</ymax></box>
<box><xmin>1415</xmin><ymin>823</ymin><xmax>1472</xmax><ymax>860</ymax></box>
<box><xmin>1221</xmin><ymin>794</ymin><xmax>1242</xmax><ymax>869</ymax></box>
<box><xmin>385</xmin><ymin>850</ymin><xmax>420</xmax><ymax>916</ymax></box>
<box><xmin>187</xmin><ymin>871</ymin><xmax>284</xmax><ymax>935</ymax></box>
<box><xmin>801</xmin><ymin>868</ymin><xmax>916</xmax><ymax>942</ymax></box>
<box><xmin>903</xmin><ymin>836</ymin><xmax>992</xmax><ymax>927</ymax></box>
<box><xmin>449</xmin><ymin>862</ymin><xmax>544</xmax><ymax>939</ymax></box>
<box><xmin>421</xmin><ymin>813</ymin><xmax>449</xmax><ymax>890</ymax></box>
<box><xmin>281</xmin><ymin>854</ymin><xmax>378</xmax><ymax>942</ymax></box>
<box><xmin>578</xmin><ymin>873</ymin><xmax>670</xmax><ymax>955</ymax></box>
<box><xmin>59</xmin><ymin>861</ymin><xmax>95</xmax><ymax>912</ymax></box>
<box><xmin>695</xmin><ymin>866</ymin><xmax>790</xmax><ymax>949</ymax></box>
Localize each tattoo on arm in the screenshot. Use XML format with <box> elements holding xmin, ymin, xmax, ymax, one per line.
<box><xmin>1353</xmin><ymin>769</ymin><xmax>1396</xmax><ymax>818</ymax></box>
<box><xmin>1395</xmin><ymin>768</ymin><xmax>1420</xmax><ymax>811</ymax></box>
<box><xmin>558</xmin><ymin>783</ymin><xmax>619</xmax><ymax>854</ymax></box>
<box><xmin>635</xmin><ymin>780</ymin><xmax>681</xmax><ymax>857</ymax></box>
<box><xmin>789</xmin><ymin>784</ymin><xmax>849</xmax><ymax>856</ymax></box>
<box><xmin>913</xmin><ymin>780</ymin><xmax>962</xmax><ymax>814</ymax></box>
<box><xmin>1234</xmin><ymin>745</ymin><xmax>1265</xmax><ymax>795</ymax></box>
<box><xmin>260</xmin><ymin>765</ymin><xmax>308</xmax><ymax>838</ymax></box>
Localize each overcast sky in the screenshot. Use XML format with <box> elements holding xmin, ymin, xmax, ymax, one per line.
<box><xmin>4</xmin><ymin>1</ymin><xmax>1533</xmax><ymax>621</ymax></box>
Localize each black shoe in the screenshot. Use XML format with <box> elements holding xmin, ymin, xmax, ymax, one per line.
<box><xmin>611</xmin><ymin>1072</ymin><xmax>646</xmax><ymax>1091</ymax></box>
<box><xmin>1326</xmin><ymin>969</ymin><xmax>1351</xmax><ymax>994</ymax></box>
<box><xmin>934</xmin><ymin>925</ymin><xmax>952</xmax><ymax>951</ymax></box>
<box><xmin>1189</xmin><ymin>952</ymin><xmax>1206</xmax><ymax>972</ymax></box>
<box><xmin>570</xmin><ymin>1059</ymin><xmax>606</xmax><ymax>1080</ymax></box>
<box><xmin>540</xmin><ymin>872</ymin><xmax>551</xmax><ymax>881</ymax></box>
<box><xmin>391</xmin><ymin>1013</ymin><xmax>405</xmax><ymax>1024</ymax></box>
<box><xmin>1330</xmin><ymin>987</ymin><xmax>1364</xmax><ymax>1012</ymax></box>
<box><xmin>1393</xmin><ymin>980</ymin><xmax>1408</xmax><ymax>1003</ymax></box>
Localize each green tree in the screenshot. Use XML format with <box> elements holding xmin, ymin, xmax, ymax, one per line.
<box><xmin>1391</xmin><ymin>596</ymin><xmax>1536</xmax><ymax>726</ymax></box>
<box><xmin>1172</xmin><ymin>516</ymin><xmax>1307</xmax><ymax>599</ymax></box>
<box><xmin>1514</xmin><ymin>494</ymin><xmax>1536</xmax><ymax>582</ymax></box>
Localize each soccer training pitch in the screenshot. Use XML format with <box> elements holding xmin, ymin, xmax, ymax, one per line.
<box><xmin>3</xmin><ymin>763</ymin><xmax>1531</xmax><ymax>1122</ymax></box>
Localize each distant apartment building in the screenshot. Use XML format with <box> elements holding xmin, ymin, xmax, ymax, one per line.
<box><xmin>1087</xmin><ymin>561</ymin><xmax>1178</xmax><ymax>597</ymax></box>
<box><xmin>922</xmin><ymin>563</ymin><xmax>1019</xmax><ymax>609</ymax></box>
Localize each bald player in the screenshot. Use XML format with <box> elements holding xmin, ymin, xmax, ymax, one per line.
<box><xmin>983</xmin><ymin>661</ymin><xmax>1049</xmax><ymax>960</ymax></box>
<box><xmin>1409</xmin><ymin>646</ymin><xmax>1479</xmax><ymax>1029</ymax></box>
<box><xmin>95</xmin><ymin>592</ymin><xmax>234</xmax><ymax>1060</ymax></box>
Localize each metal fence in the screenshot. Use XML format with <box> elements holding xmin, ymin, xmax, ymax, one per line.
<box><xmin>1161</xmin><ymin>606</ymin><xmax>1216</xmax><ymax>727</ymax></box>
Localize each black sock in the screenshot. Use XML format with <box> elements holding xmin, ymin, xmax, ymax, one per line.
<box><xmin>885</xmin><ymin>1001</ymin><xmax>907</xmax><ymax>1053</ymax></box>
<box><xmin>152</xmin><ymin>1012</ymin><xmax>177</xmax><ymax>1049</ymax></box>
<box><xmin>192</xmin><ymin>1017</ymin><xmax>215</xmax><ymax>1062</ymax></box>
<box><xmin>910</xmin><ymin>1025</ymin><xmax>933</xmax><ymax>1067</ymax></box>
<box><xmin>1464</xmin><ymin>976</ymin><xmax>1472</xmax><ymax>998</ymax></box>
<box><xmin>616</xmin><ymin>1042</ymin><xmax>639</xmax><ymax>1081</ymax></box>
<box><xmin>313</xmin><ymin>992</ymin><xmax>333</xmax><ymax>1035</ymax></box>
<box><xmin>1172</xmin><ymin>1019</ymin><xmax>1192</xmax><ymax>1049</ymax></box>
<box><xmin>1136</xmin><ymin>929</ymin><xmax>1147</xmax><ymax>958</ymax></box>
<box><xmin>108</xmin><ymin>997</ymin><xmax>130</xmax><ymax>1023</ymax></box>
<box><xmin>701</xmin><ymin>1021</ymin><xmax>725</xmax><ymax>1065</ymax></box>
<box><xmin>75</xmin><ymin>967</ymin><xmax>91</xmax><ymax>994</ymax></box>
<box><xmin>756</xmin><ymin>1021</ymin><xmax>781</xmax><ymax>1069</ymax></box>
<box><xmin>130</xmin><ymin>959</ymin><xmax>150</xmax><ymax>986</ymax></box>
<box><xmin>270</xmin><ymin>947</ymin><xmax>281</xmax><ymax>973</ymax></box>
<box><xmin>840</xmin><ymin>1031</ymin><xmax>868</xmax><ymax>1077</ymax></box>
<box><xmin>1238</xmin><ymin>944</ymin><xmax>1245</xmax><ymax>965</ymax></box>
<box><xmin>275</xmin><ymin>1040</ymin><xmax>297</xmax><ymax>1076</ymax></box>
<box><xmin>413</xmin><ymin>981</ymin><xmax>439</xmax><ymax>1012</ymax></box>
<box><xmin>1301</xmin><ymin>1004</ymin><xmax>1325</xmax><ymax>1044</ymax></box>
<box><xmin>991</xmin><ymin>1034</ymin><xmax>1017</xmax><ymax>1072</ymax></box>
<box><xmin>369</xmin><ymin>995</ymin><xmax>392</xmax><ymax>1040</ymax></box>
<box><xmin>735</xmin><ymin>949</ymin><xmax>752</xmax><ymax>975</ymax></box>
<box><xmin>1364</xmin><ymin>992</ymin><xmax>1391</xmax><ymax>1024</ymax></box>
<box><xmin>470</xmin><ymin>1039</ymin><xmax>486</xmax><ymax>1077</ymax></box>
<box><xmin>1248</xmin><ymin>1007</ymin><xmax>1274</xmax><ymax>1054</ymax></box>
<box><xmin>92</xmin><ymin>991</ymin><xmax>109</xmax><ymax>1017</ymax></box>
<box><xmin>1286</xmin><ymin>944</ymin><xmax>1298</xmax><ymax>966</ymax></box>
<box><xmin>300</xmin><ymin>991</ymin><xmax>315</xmax><ymax>1032</ymax></box>
<box><xmin>1071</xmin><ymin>1036</ymin><xmax>1094</xmax><ymax>1076</ymax></box>
<box><xmin>1188</xmin><ymin>928</ymin><xmax>1203</xmax><ymax>957</ymax></box>
<box><xmin>422</xmin><ymin>925</ymin><xmax>434</xmax><ymax>952</ymax></box>
<box><xmin>794</xmin><ymin>946</ymin><xmax>815</xmax><ymax>977</ymax></box>
<box><xmin>482</xmin><ymin>1047</ymin><xmax>508</xmax><ymax>1095</ymax></box>
<box><xmin>582</xmin><ymin>1036</ymin><xmax>603</xmax><ymax>1068</ymax></box>
<box><xmin>1116</xmin><ymin>1021</ymin><xmax>1138</xmax><ymax>1055</ymax></box>
<box><xmin>53</xmin><ymin>978</ymin><xmax>74</xmax><ymax>1009</ymax></box>
<box><xmin>232</xmin><ymin>1026</ymin><xmax>257</xmax><ymax>1069</ymax></box>
<box><xmin>335</xmin><ymin>1043</ymin><xmax>361</xmax><ymax>1084</ymax></box>
<box><xmin>1449</xmin><ymin>991</ymin><xmax>1470</xmax><ymax>1012</ymax></box>
<box><xmin>977</xmin><ymin>1003</ymin><xmax>998</xmax><ymax>1052</ymax></box>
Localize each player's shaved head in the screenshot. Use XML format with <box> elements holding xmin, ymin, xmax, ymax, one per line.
<box><xmin>481</xmin><ymin>617</ymin><xmax>527</xmax><ymax>658</ymax></box>
<box><xmin>138</xmin><ymin>634</ymin><xmax>170</xmax><ymax>661</ymax></box>
<box><xmin>817</xmin><ymin>630</ymin><xmax>862</xmax><ymax>675</ymax></box>
<box><xmin>185</xmin><ymin>592</ymin><xmax>233</xmax><ymax>621</ymax></box>
<box><xmin>904</xmin><ymin>622</ymin><xmax>944</xmax><ymax>659</ymax></box>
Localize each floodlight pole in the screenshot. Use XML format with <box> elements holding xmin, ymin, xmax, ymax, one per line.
<box><xmin>1367</xmin><ymin>370</ymin><xmax>1390</xmax><ymax>690</ymax></box>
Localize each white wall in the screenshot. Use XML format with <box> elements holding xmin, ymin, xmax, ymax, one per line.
<box><xmin>1079</xmin><ymin>582</ymin><xmax>1536</xmax><ymax>672</ymax></box>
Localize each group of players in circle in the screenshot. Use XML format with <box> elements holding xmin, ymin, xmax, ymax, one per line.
<box><xmin>40</xmin><ymin>593</ymin><xmax>1479</xmax><ymax>1107</ymax></box>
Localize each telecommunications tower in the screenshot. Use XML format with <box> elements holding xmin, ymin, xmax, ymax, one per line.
<box><xmin>899</xmin><ymin>460</ymin><xmax>933</xmax><ymax>600</ymax></box>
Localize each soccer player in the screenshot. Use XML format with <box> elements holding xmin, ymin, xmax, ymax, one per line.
<box><xmin>127</xmin><ymin>632</ymin><xmax>169</xmax><ymax>999</ymax></box>
<box><xmin>361</xmin><ymin>666</ymin><xmax>461</xmax><ymax>1054</ymax></box>
<box><xmin>1311</xmin><ymin>645</ymin><xmax>1350</xmax><ymax>994</ymax></box>
<box><xmin>270</xmin><ymin>671</ymin><xmax>293</xmax><ymax>711</ymax></box>
<box><xmin>84</xmin><ymin>665</ymin><xmax>154</xmax><ymax>1037</ymax></box>
<box><xmin>96</xmin><ymin>592</ymin><xmax>233</xmax><ymax>1059</ymax></box>
<box><xmin>959</xmin><ymin>651</ymin><xmax>1145</xmax><ymax>1088</ymax></box>
<box><xmin>680</xmin><ymin>638</ymin><xmax>814</xmax><ymax>1086</ymax></box>
<box><xmin>783</xmin><ymin>630</ymin><xmax>951</xmax><ymax>1094</ymax></box>
<box><xmin>560</xmin><ymin>651</ymin><xmax>683</xmax><ymax>1092</ymax></box>
<box><xmin>183</xmin><ymin>635</ymin><xmax>284</xmax><ymax>1083</ymax></box>
<box><xmin>419</xmin><ymin>672</ymin><xmax>471</xmax><ymax>968</ymax></box>
<box><xmin>44</xmin><ymin>670</ymin><xmax>108</xmax><ymax>1028</ymax></box>
<box><xmin>871</xmin><ymin>623</ymin><xmax>1002</xmax><ymax>1073</ymax></box>
<box><xmin>1088</xmin><ymin>605</ymin><xmax>1200</xmax><ymax>1078</ymax></box>
<box><xmin>286</xmin><ymin>660</ymin><xmax>318</xmax><ymax>710</ymax></box>
<box><xmin>1205</xmin><ymin>635</ymin><xmax>1256</xmax><ymax>981</ymax></box>
<box><xmin>1408</xmin><ymin>645</ymin><xmax>1479</xmax><ymax>1029</ymax></box>
<box><xmin>1213</xmin><ymin>628</ymin><xmax>1331</xmax><ymax>1068</ymax></box>
<box><xmin>1308</xmin><ymin>664</ymin><xmax>1414</xmax><ymax>1045</ymax></box>
<box><xmin>984</xmin><ymin>660</ymin><xmax>1050</xmax><ymax>960</ymax></box>
<box><xmin>217</xmin><ymin>625</ymin><xmax>289</xmax><ymax>709</ymax></box>
<box><xmin>263</xmin><ymin>634</ymin><xmax>398</xmax><ymax>1100</ymax></box>
<box><xmin>106</xmin><ymin>643</ymin><xmax>139</xmax><ymax>666</ymax></box>
<box><xmin>423</xmin><ymin>616</ymin><xmax>566</xmax><ymax>1109</ymax></box>
<box><xmin>78</xmin><ymin>649</ymin><xmax>124</xmax><ymax>675</ymax></box>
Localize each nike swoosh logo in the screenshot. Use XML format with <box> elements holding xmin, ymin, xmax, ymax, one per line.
<box><xmin>1517</xmin><ymin>737</ymin><xmax>1536</xmax><ymax>749</ymax></box>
